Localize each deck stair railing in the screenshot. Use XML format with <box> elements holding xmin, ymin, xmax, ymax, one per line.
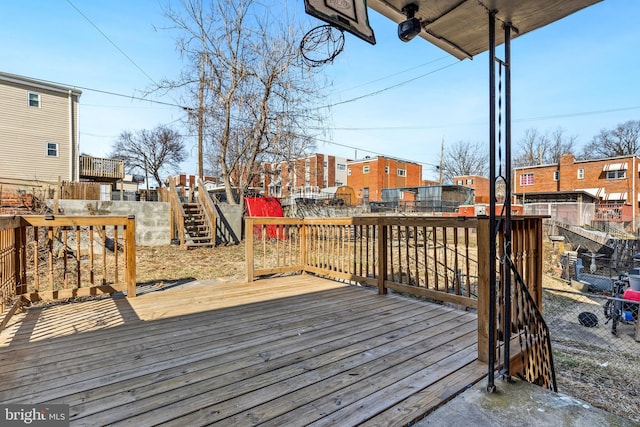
<box><xmin>503</xmin><ymin>256</ymin><xmax>557</xmax><ymax>391</ymax></box>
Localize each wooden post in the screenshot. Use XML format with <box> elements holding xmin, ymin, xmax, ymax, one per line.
<box><xmin>126</xmin><ymin>216</ymin><xmax>137</xmax><ymax>298</ymax></box>
<box><xmin>14</xmin><ymin>224</ymin><xmax>27</xmax><ymax>295</ymax></box>
<box><xmin>300</xmin><ymin>220</ymin><xmax>307</xmax><ymax>272</ymax></box>
<box><xmin>55</xmin><ymin>176</ymin><xmax>61</xmax><ymax>215</ymax></box>
<box><xmin>377</xmin><ymin>219</ymin><xmax>387</xmax><ymax>295</ymax></box>
<box><xmin>245</xmin><ymin>217</ymin><xmax>254</xmax><ymax>282</ymax></box>
<box><xmin>477</xmin><ymin>216</ymin><xmax>491</xmax><ymax>363</ymax></box>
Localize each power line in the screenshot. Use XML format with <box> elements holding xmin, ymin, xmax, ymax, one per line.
<box><xmin>335</xmin><ymin>56</ymin><xmax>450</xmax><ymax>93</ymax></box>
<box><xmin>34</xmin><ymin>76</ymin><xmax>189</xmax><ymax>109</ymax></box>
<box><xmin>315</xmin><ymin>60</ymin><xmax>460</xmax><ymax>110</ymax></box>
<box><xmin>309</xmin><ymin>106</ymin><xmax>640</xmax><ymax>132</ymax></box>
<box><xmin>66</xmin><ymin>0</ymin><xmax>159</xmax><ymax>87</ymax></box>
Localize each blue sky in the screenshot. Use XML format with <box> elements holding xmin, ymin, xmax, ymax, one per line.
<box><xmin>2</xmin><ymin>1</ymin><xmax>638</xmax><ymax>181</ymax></box>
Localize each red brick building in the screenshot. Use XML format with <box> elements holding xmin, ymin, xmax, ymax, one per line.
<box><xmin>454</xmin><ymin>175</ymin><xmax>490</xmax><ymax>204</ymax></box>
<box><xmin>347</xmin><ymin>156</ymin><xmax>422</xmax><ymax>203</ymax></box>
<box><xmin>260</xmin><ymin>153</ymin><xmax>349</xmax><ymax>198</ymax></box>
<box><xmin>514</xmin><ymin>154</ymin><xmax>640</xmax><ymax>230</ymax></box>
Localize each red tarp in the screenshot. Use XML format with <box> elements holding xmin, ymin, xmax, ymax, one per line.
<box><xmin>245</xmin><ymin>197</ymin><xmax>285</xmax><ymax>240</ymax></box>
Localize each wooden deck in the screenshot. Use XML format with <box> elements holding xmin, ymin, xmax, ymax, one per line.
<box><xmin>0</xmin><ymin>275</ymin><xmax>486</xmax><ymax>426</ymax></box>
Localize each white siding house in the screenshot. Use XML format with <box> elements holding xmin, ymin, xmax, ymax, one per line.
<box><xmin>0</xmin><ymin>72</ymin><xmax>82</xmax><ymax>185</ymax></box>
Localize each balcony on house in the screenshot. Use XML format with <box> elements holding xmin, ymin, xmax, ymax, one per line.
<box><xmin>79</xmin><ymin>155</ymin><xmax>125</xmax><ymax>181</ymax></box>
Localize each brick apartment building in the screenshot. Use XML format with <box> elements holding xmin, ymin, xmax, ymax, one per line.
<box><xmin>514</xmin><ymin>153</ymin><xmax>640</xmax><ymax>230</ymax></box>
<box><xmin>260</xmin><ymin>153</ymin><xmax>349</xmax><ymax>198</ymax></box>
<box><xmin>347</xmin><ymin>156</ymin><xmax>422</xmax><ymax>203</ymax></box>
<box><xmin>453</xmin><ymin>175</ymin><xmax>490</xmax><ymax>204</ymax></box>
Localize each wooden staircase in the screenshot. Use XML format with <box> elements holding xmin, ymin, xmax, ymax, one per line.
<box><xmin>164</xmin><ymin>177</ymin><xmax>217</xmax><ymax>249</ymax></box>
<box><xmin>182</xmin><ymin>202</ymin><xmax>215</xmax><ymax>248</ymax></box>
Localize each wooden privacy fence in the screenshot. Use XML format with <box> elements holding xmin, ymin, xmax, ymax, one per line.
<box><xmin>59</xmin><ymin>181</ymin><xmax>102</xmax><ymax>200</ymax></box>
<box><xmin>0</xmin><ymin>215</ymin><xmax>137</xmax><ymax>329</ymax></box>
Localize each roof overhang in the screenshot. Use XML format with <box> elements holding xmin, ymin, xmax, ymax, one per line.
<box><xmin>0</xmin><ymin>71</ymin><xmax>82</xmax><ymax>97</ymax></box>
<box><xmin>367</xmin><ymin>0</ymin><xmax>602</xmax><ymax>59</ymax></box>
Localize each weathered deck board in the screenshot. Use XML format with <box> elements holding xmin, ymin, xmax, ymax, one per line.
<box><xmin>0</xmin><ymin>275</ymin><xmax>485</xmax><ymax>426</ymax></box>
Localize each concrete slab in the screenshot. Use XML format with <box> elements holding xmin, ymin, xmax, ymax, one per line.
<box><xmin>416</xmin><ymin>378</ymin><xmax>635</xmax><ymax>427</ymax></box>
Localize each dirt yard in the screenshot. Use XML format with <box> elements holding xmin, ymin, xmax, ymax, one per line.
<box><xmin>135</xmin><ymin>243</ymin><xmax>247</xmax><ymax>286</ymax></box>
<box><xmin>133</xmin><ymin>243</ymin><xmax>640</xmax><ymax>423</ymax></box>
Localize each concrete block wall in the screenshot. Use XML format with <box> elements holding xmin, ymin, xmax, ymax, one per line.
<box><xmin>48</xmin><ymin>200</ymin><xmax>171</xmax><ymax>246</ymax></box>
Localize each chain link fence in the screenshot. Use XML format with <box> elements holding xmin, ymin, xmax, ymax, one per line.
<box><xmin>542</xmin><ymin>275</ymin><xmax>640</xmax><ymax>423</ymax></box>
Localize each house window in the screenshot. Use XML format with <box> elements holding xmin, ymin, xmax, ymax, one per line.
<box><xmin>337</xmin><ymin>164</ymin><xmax>346</xmax><ymax>171</ymax></box>
<box><xmin>28</xmin><ymin>92</ymin><xmax>41</xmax><ymax>108</ymax></box>
<box><xmin>397</xmin><ymin>169</ymin><xmax>406</xmax><ymax>177</ymax></box>
<box><xmin>323</xmin><ymin>161</ymin><xmax>328</xmax><ymax>167</ymax></box>
<box><xmin>46</xmin><ymin>142</ymin><xmax>58</xmax><ymax>157</ymax></box>
<box><xmin>553</xmin><ymin>170</ymin><xmax>559</xmax><ymax>181</ymax></box>
<box><xmin>347</xmin><ymin>168</ymin><xmax>351</xmax><ymax>176</ymax></box>
<box><xmin>456</xmin><ymin>180</ymin><xmax>463</xmax><ymax>185</ymax></box>
<box><xmin>363</xmin><ymin>166</ymin><xmax>370</xmax><ymax>174</ymax></box>
<box><xmin>577</xmin><ymin>168</ymin><xmax>584</xmax><ymax>179</ymax></box>
<box><xmin>606</xmin><ymin>170</ymin><xmax>626</xmax><ymax>179</ymax></box>
<box><xmin>466</xmin><ymin>179</ymin><xmax>473</xmax><ymax>185</ymax></box>
<box><xmin>385</xmin><ymin>166</ymin><xmax>389</xmax><ymax>174</ymax></box>
<box><xmin>335</xmin><ymin>181</ymin><xmax>343</xmax><ymax>186</ymax></box>
<box><xmin>520</xmin><ymin>173</ymin><xmax>534</xmax><ymax>186</ymax></box>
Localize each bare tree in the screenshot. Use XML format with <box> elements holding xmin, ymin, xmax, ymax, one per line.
<box><xmin>161</xmin><ymin>0</ymin><xmax>323</xmax><ymax>206</ymax></box>
<box><xmin>514</xmin><ymin>128</ymin><xmax>576</xmax><ymax>167</ymax></box>
<box><xmin>442</xmin><ymin>141</ymin><xmax>489</xmax><ymax>183</ymax></box>
<box><xmin>580</xmin><ymin>120</ymin><xmax>640</xmax><ymax>159</ymax></box>
<box><xmin>110</xmin><ymin>125</ymin><xmax>186</xmax><ymax>187</ymax></box>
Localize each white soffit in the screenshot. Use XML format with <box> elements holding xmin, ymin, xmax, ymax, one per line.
<box><xmin>367</xmin><ymin>0</ymin><xmax>602</xmax><ymax>59</ymax></box>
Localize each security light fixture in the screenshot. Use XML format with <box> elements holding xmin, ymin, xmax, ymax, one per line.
<box><xmin>398</xmin><ymin>3</ymin><xmax>421</xmax><ymax>42</ymax></box>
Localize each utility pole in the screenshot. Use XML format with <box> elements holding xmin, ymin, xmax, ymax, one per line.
<box><xmin>439</xmin><ymin>137</ymin><xmax>444</xmax><ymax>184</ymax></box>
<box><xmin>197</xmin><ymin>52</ymin><xmax>205</xmax><ymax>180</ymax></box>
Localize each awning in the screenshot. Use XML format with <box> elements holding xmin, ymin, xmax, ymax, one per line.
<box><xmin>367</xmin><ymin>0</ymin><xmax>602</xmax><ymax>59</ymax></box>
<box><xmin>578</xmin><ymin>188</ymin><xmax>605</xmax><ymax>198</ymax></box>
<box><xmin>606</xmin><ymin>192</ymin><xmax>627</xmax><ymax>201</ymax></box>
<box><xmin>602</xmin><ymin>163</ymin><xmax>628</xmax><ymax>171</ymax></box>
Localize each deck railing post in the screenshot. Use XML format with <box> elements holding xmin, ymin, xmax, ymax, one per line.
<box><xmin>300</xmin><ymin>220</ymin><xmax>308</xmax><ymax>272</ymax></box>
<box><xmin>126</xmin><ymin>216</ymin><xmax>137</xmax><ymax>298</ymax></box>
<box><xmin>477</xmin><ymin>216</ymin><xmax>492</xmax><ymax>363</ymax></box>
<box><xmin>18</xmin><ymin>224</ymin><xmax>27</xmax><ymax>295</ymax></box>
<box><xmin>246</xmin><ymin>217</ymin><xmax>254</xmax><ymax>282</ymax></box>
<box><xmin>377</xmin><ymin>218</ymin><xmax>387</xmax><ymax>295</ymax></box>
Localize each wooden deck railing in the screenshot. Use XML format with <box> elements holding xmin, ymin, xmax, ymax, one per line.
<box><xmin>246</xmin><ymin>215</ymin><xmax>546</xmax><ymax>371</ymax></box>
<box><xmin>0</xmin><ymin>215</ymin><xmax>136</xmax><ymax>330</ymax></box>
<box><xmin>246</xmin><ymin>216</ymin><xmax>489</xmax><ymax>308</ymax></box>
<box><xmin>79</xmin><ymin>155</ymin><xmax>125</xmax><ymax>180</ymax></box>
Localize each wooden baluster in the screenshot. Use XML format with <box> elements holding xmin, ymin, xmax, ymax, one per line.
<box><xmin>76</xmin><ymin>226</ymin><xmax>81</xmax><ymax>287</ymax></box>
